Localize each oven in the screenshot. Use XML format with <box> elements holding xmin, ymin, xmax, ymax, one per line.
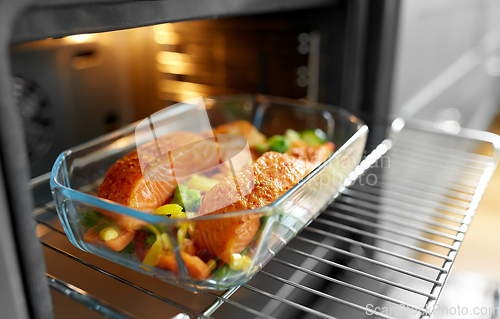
<box><xmin>1</xmin><ymin>0</ymin><xmax>500</xmax><ymax>318</ymax></box>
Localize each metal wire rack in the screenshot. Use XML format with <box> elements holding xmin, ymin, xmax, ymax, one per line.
<box><xmin>32</xmin><ymin>120</ymin><xmax>500</xmax><ymax>319</ymax></box>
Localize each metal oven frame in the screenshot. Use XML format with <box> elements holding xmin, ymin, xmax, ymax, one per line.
<box><xmin>8</xmin><ymin>1</ymin><xmax>493</xmax><ymax>319</ymax></box>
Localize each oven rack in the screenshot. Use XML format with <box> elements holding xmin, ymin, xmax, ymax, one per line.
<box><xmin>32</xmin><ymin>121</ymin><xmax>500</xmax><ymax>319</ymax></box>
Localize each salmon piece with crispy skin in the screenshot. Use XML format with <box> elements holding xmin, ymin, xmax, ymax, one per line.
<box><xmin>210</xmin><ymin>120</ymin><xmax>267</xmax><ymax>160</ymax></box>
<box><xmin>97</xmin><ymin>131</ymin><xmax>203</xmax><ymax>230</ymax></box>
<box><xmin>211</xmin><ymin>120</ymin><xmax>266</xmax><ymax>148</ymax></box>
<box><xmin>287</xmin><ymin>141</ymin><xmax>335</xmax><ymax>172</ymax></box>
<box><xmin>194</xmin><ymin>152</ymin><xmax>308</xmax><ymax>263</ymax></box>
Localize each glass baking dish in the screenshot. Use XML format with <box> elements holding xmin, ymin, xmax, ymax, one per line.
<box><xmin>50</xmin><ymin>95</ymin><xmax>368</xmax><ymax>291</ymax></box>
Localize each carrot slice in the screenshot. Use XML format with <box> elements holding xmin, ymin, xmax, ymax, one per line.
<box><xmin>103</xmin><ymin>229</ymin><xmax>135</xmax><ymax>251</ymax></box>
<box><xmin>182</xmin><ymin>252</ymin><xmax>211</xmax><ymax>280</ymax></box>
<box><xmin>157</xmin><ymin>254</ymin><xmax>178</xmax><ymax>273</ymax></box>
<box><xmin>83</xmin><ymin>227</ymin><xmax>102</xmax><ymax>245</ymax></box>
<box><xmin>83</xmin><ymin>225</ymin><xmax>135</xmax><ymax>252</ymax></box>
<box><xmin>157</xmin><ymin>251</ymin><xmax>211</xmax><ymax>280</ymax></box>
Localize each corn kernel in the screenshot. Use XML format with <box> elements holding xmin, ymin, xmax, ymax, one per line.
<box><xmin>241</xmin><ymin>255</ymin><xmax>252</xmax><ymax>272</ymax></box>
<box><xmin>187</xmin><ymin>222</ymin><xmax>196</xmax><ymax>238</ymax></box>
<box><xmin>160</xmin><ymin>233</ymin><xmax>172</xmax><ymax>251</ymax></box>
<box><xmin>207</xmin><ymin>259</ymin><xmax>217</xmax><ymax>273</ymax></box>
<box><xmin>177</xmin><ymin>223</ymin><xmax>188</xmax><ymax>246</ymax></box>
<box><xmin>99</xmin><ymin>227</ymin><xmax>118</xmax><ymax>241</ymax></box>
<box><xmin>229</xmin><ymin>253</ymin><xmax>243</xmax><ymax>270</ymax></box>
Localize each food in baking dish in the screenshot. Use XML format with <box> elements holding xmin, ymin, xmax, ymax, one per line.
<box><xmin>83</xmin><ymin>120</ymin><xmax>334</xmax><ymax>280</ymax></box>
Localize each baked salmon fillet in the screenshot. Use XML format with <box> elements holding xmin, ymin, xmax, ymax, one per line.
<box><xmin>209</xmin><ymin>120</ymin><xmax>267</xmax><ymax>161</ymax></box>
<box><xmin>97</xmin><ymin>131</ymin><xmax>203</xmax><ymax>230</ymax></box>
<box><xmin>194</xmin><ymin>151</ymin><xmax>308</xmax><ymax>263</ymax></box>
<box><xmin>287</xmin><ymin>141</ymin><xmax>335</xmax><ymax>172</ymax></box>
<box><xmin>211</xmin><ymin>120</ymin><xmax>266</xmax><ymax>148</ymax></box>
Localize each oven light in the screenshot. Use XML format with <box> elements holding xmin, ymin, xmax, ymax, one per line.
<box><xmin>156</xmin><ymin>51</ymin><xmax>190</xmax><ymax>64</ymax></box>
<box><xmin>154</xmin><ymin>32</ymin><xmax>180</xmax><ymax>45</ymax></box>
<box><xmin>156</xmin><ymin>52</ymin><xmax>192</xmax><ymax>74</ymax></box>
<box><xmin>157</xmin><ymin>79</ymin><xmax>211</xmax><ymax>102</ymax></box>
<box><xmin>67</xmin><ymin>34</ymin><xmax>93</xmax><ymax>43</ymax></box>
<box><xmin>157</xmin><ymin>64</ymin><xmax>189</xmax><ymax>75</ymax></box>
<box><xmin>153</xmin><ymin>23</ymin><xmax>173</xmax><ymax>35</ymax></box>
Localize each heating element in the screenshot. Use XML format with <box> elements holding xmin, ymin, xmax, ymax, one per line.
<box><xmin>32</xmin><ymin>119</ymin><xmax>500</xmax><ymax>319</ymax></box>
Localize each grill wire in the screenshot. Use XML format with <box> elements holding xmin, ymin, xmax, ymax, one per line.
<box><xmin>33</xmin><ymin>123</ymin><xmax>499</xmax><ymax>319</ymax></box>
